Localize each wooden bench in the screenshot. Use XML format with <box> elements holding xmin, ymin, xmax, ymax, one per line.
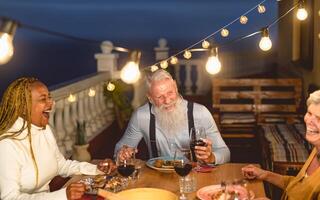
<box><xmin>211</xmin><ymin>78</ymin><xmax>303</xmax><ymax>162</ymax></box>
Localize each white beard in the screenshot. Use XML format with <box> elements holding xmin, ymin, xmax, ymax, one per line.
<box><xmin>153</xmin><ymin>97</ymin><xmax>187</xmax><ymax>136</ymax></box>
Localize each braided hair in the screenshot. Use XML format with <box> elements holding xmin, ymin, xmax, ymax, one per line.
<box><xmin>0</xmin><ymin>77</ymin><xmax>40</xmax><ymax>187</ymax></box>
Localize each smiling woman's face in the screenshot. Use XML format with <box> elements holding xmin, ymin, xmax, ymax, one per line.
<box><xmin>30</xmin><ymin>81</ymin><xmax>53</xmax><ymax>128</ymax></box>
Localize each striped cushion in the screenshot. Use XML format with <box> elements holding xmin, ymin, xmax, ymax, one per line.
<box><xmin>262</xmin><ymin>124</ymin><xmax>312</xmax><ymax>163</ymax></box>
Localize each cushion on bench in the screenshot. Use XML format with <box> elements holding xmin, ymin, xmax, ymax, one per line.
<box><xmin>262</xmin><ymin>124</ymin><xmax>312</xmax><ymax>163</ymax></box>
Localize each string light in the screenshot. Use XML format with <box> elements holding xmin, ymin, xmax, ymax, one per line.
<box><xmin>106</xmin><ymin>82</ymin><xmax>115</xmax><ymax>91</ymax></box>
<box><xmin>202</xmin><ymin>40</ymin><xmax>210</xmax><ymax>49</ymax></box>
<box><xmin>160</xmin><ymin>60</ymin><xmax>168</xmax><ymax>69</ymax></box>
<box><xmin>183</xmin><ymin>50</ymin><xmax>192</xmax><ymax>59</ymax></box>
<box><xmin>150</xmin><ymin>65</ymin><xmax>159</xmax><ymax>72</ymax></box>
<box><xmin>259</xmin><ymin>28</ymin><xmax>272</xmax><ymax>51</ymax></box>
<box><xmin>221</xmin><ymin>28</ymin><xmax>229</xmax><ymax>37</ymax></box>
<box><xmin>240</xmin><ymin>16</ymin><xmax>248</xmax><ymax>24</ymax></box>
<box><xmin>258</xmin><ymin>4</ymin><xmax>266</xmax><ymax>14</ymax></box>
<box><xmin>0</xmin><ymin>19</ymin><xmax>17</xmax><ymax>65</ymax></box>
<box><xmin>206</xmin><ymin>47</ymin><xmax>221</xmax><ymax>75</ymax></box>
<box><xmin>88</xmin><ymin>88</ymin><xmax>96</xmax><ymax>97</ymax></box>
<box><xmin>170</xmin><ymin>56</ymin><xmax>178</xmax><ymax>65</ymax></box>
<box><xmin>67</xmin><ymin>94</ymin><xmax>76</xmax><ymax>102</ymax></box>
<box><xmin>296</xmin><ymin>0</ymin><xmax>308</xmax><ymax>21</ymax></box>
<box><xmin>120</xmin><ymin>50</ymin><xmax>141</xmax><ymax>84</ymax></box>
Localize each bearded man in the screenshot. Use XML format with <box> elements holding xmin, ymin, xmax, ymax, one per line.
<box><xmin>114</xmin><ymin>69</ymin><xmax>230</xmax><ymax>165</ymax></box>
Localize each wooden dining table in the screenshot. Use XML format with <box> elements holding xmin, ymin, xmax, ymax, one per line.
<box><xmin>65</xmin><ymin>162</ymin><xmax>266</xmax><ymax>199</ymax></box>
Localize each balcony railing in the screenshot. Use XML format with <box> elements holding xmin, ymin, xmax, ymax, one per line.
<box><xmin>49</xmin><ymin>72</ymin><xmax>114</xmax><ymax>157</ymax></box>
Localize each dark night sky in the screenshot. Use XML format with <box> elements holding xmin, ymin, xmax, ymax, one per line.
<box><xmin>0</xmin><ymin>0</ymin><xmax>278</xmax><ymax>95</ymax></box>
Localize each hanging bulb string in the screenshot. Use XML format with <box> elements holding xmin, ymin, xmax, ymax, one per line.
<box><xmin>16</xmin><ymin>22</ymin><xmax>130</xmax><ymax>52</ymax></box>
<box><xmin>218</xmin><ymin>1</ymin><xmax>298</xmax><ymax>50</ymax></box>
<box><xmin>268</xmin><ymin>2</ymin><xmax>299</xmax><ymax>28</ymax></box>
<box><xmin>218</xmin><ymin>31</ymin><xmax>261</xmax><ymax>49</ymax></box>
<box><xmin>145</xmin><ymin>0</ymin><xmax>300</xmax><ymax>70</ymax></box>
<box><xmin>149</xmin><ymin>0</ymin><xmax>269</xmax><ymax>68</ymax></box>
<box><xmin>21</xmin><ymin>23</ymin><xmax>101</xmax><ymax>44</ymax></box>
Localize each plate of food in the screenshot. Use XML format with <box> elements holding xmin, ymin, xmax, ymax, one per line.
<box><xmin>197</xmin><ymin>184</ymin><xmax>254</xmax><ymax>200</ymax></box>
<box><xmin>146</xmin><ymin>156</ymin><xmax>176</xmax><ymax>172</ymax></box>
<box><xmin>80</xmin><ymin>175</ymin><xmax>125</xmax><ymax>195</ymax></box>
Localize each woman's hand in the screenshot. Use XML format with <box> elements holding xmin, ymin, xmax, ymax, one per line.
<box><xmin>97</xmin><ymin>159</ymin><xmax>116</xmax><ymax>174</ymax></box>
<box><xmin>66</xmin><ymin>183</ymin><xmax>85</xmax><ymax>200</ymax></box>
<box><xmin>117</xmin><ymin>145</ymin><xmax>138</xmax><ymax>162</ymax></box>
<box><xmin>194</xmin><ymin>138</ymin><xmax>215</xmax><ymax>164</ymax></box>
<box><xmin>241</xmin><ymin>164</ymin><xmax>268</xmax><ymax>180</ymax></box>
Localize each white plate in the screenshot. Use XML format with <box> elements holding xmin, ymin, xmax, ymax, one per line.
<box><xmin>146</xmin><ymin>156</ymin><xmax>175</xmax><ymax>173</ymax></box>
<box><xmin>197</xmin><ymin>184</ymin><xmax>254</xmax><ymax>200</ymax></box>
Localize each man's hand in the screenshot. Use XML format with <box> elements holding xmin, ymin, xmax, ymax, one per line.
<box><xmin>194</xmin><ymin>138</ymin><xmax>215</xmax><ymax>164</ymax></box>
<box><xmin>117</xmin><ymin>145</ymin><xmax>138</xmax><ymax>162</ymax></box>
<box><xmin>66</xmin><ymin>183</ymin><xmax>85</xmax><ymax>200</ymax></box>
<box><xmin>97</xmin><ymin>159</ymin><xmax>116</xmax><ymax>174</ymax></box>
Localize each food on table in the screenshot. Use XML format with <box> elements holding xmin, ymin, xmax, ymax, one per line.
<box><xmin>93</xmin><ymin>175</ymin><xmax>106</xmax><ymax>188</ymax></box>
<box><xmin>153</xmin><ymin>159</ymin><xmax>175</xmax><ymax>168</ymax></box>
<box><xmin>104</xmin><ymin>176</ymin><xmax>124</xmax><ymax>192</ymax></box>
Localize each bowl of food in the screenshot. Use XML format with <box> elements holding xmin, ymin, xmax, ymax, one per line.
<box><xmin>117</xmin><ymin>188</ymin><xmax>178</xmax><ymax>200</ymax></box>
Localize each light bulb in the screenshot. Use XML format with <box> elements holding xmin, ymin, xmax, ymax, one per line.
<box><xmin>318</xmin><ymin>33</ymin><xmax>320</xmax><ymax>39</ymax></box>
<box><xmin>240</xmin><ymin>16</ymin><xmax>248</xmax><ymax>24</ymax></box>
<box><xmin>259</xmin><ymin>28</ymin><xmax>272</xmax><ymax>51</ymax></box>
<box><xmin>150</xmin><ymin>65</ymin><xmax>159</xmax><ymax>72</ymax></box>
<box><xmin>258</xmin><ymin>4</ymin><xmax>266</xmax><ymax>13</ymax></box>
<box><xmin>170</xmin><ymin>56</ymin><xmax>178</xmax><ymax>65</ymax></box>
<box><xmin>221</xmin><ymin>28</ymin><xmax>229</xmax><ymax>37</ymax></box>
<box><xmin>88</xmin><ymin>88</ymin><xmax>96</xmax><ymax>97</ymax></box>
<box><xmin>206</xmin><ymin>56</ymin><xmax>221</xmax><ymax>75</ymax></box>
<box><xmin>120</xmin><ymin>61</ymin><xmax>141</xmax><ymax>84</ymax></box>
<box><xmin>107</xmin><ymin>82</ymin><xmax>115</xmax><ymax>91</ymax></box>
<box><xmin>160</xmin><ymin>60</ymin><xmax>168</xmax><ymax>69</ymax></box>
<box><xmin>296</xmin><ymin>7</ymin><xmax>308</xmax><ymax>21</ymax></box>
<box><xmin>68</xmin><ymin>94</ymin><xmax>76</xmax><ymax>103</ymax></box>
<box><xmin>183</xmin><ymin>50</ymin><xmax>192</xmax><ymax>59</ymax></box>
<box><xmin>259</xmin><ymin>37</ymin><xmax>272</xmax><ymax>51</ymax></box>
<box><xmin>202</xmin><ymin>40</ymin><xmax>210</xmax><ymax>49</ymax></box>
<box><xmin>0</xmin><ymin>33</ymin><xmax>14</xmax><ymax>65</ymax></box>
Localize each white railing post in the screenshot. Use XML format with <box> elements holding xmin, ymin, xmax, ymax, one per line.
<box><xmin>185</xmin><ymin>64</ymin><xmax>192</xmax><ymax>94</ymax></box>
<box><xmin>63</xmin><ymin>98</ymin><xmax>74</xmax><ymax>153</ymax></box>
<box><xmin>95</xmin><ymin>41</ymin><xmax>119</xmax><ymax>76</ymax></box>
<box><xmin>154</xmin><ymin>38</ymin><xmax>169</xmax><ymax>61</ymax></box>
<box><xmin>54</xmin><ymin>99</ymin><xmax>67</xmax><ymax>155</ymax></box>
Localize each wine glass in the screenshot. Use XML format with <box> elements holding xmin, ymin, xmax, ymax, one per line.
<box><xmin>116</xmin><ymin>156</ymin><xmax>135</xmax><ymax>188</ymax></box>
<box><xmin>189</xmin><ymin>127</ymin><xmax>207</xmax><ymax>169</ymax></box>
<box><xmin>174</xmin><ymin>148</ymin><xmax>194</xmax><ymax>200</ymax></box>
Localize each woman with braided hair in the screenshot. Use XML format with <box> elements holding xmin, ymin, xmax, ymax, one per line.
<box><xmin>0</xmin><ymin>77</ymin><xmax>115</xmax><ymax>200</ymax></box>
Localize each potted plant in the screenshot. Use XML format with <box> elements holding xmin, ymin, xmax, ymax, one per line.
<box><xmin>104</xmin><ymin>80</ymin><xmax>133</xmax><ymax>129</ymax></box>
<box><xmin>72</xmin><ymin>121</ymin><xmax>91</xmax><ymax>162</ymax></box>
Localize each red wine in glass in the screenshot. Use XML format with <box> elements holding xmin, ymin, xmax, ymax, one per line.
<box><xmin>117</xmin><ymin>164</ymin><xmax>135</xmax><ymax>177</ymax></box>
<box><xmin>174</xmin><ymin>163</ymin><xmax>193</xmax><ymax>177</ymax></box>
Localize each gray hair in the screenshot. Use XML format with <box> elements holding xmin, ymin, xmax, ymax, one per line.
<box><xmin>307</xmin><ymin>90</ymin><xmax>320</xmax><ymax>106</ymax></box>
<box><xmin>146</xmin><ymin>69</ymin><xmax>173</xmax><ymax>91</ymax></box>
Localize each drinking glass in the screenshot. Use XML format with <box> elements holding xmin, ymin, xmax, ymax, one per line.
<box><xmin>189</xmin><ymin>127</ymin><xmax>207</xmax><ymax>168</ymax></box>
<box><xmin>173</xmin><ymin>148</ymin><xmax>195</xmax><ymax>200</ymax></box>
<box><xmin>116</xmin><ymin>156</ymin><xmax>135</xmax><ymax>188</ymax></box>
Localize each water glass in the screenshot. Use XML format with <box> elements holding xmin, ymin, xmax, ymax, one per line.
<box><xmin>179</xmin><ymin>171</ymin><xmax>197</xmax><ymax>194</ymax></box>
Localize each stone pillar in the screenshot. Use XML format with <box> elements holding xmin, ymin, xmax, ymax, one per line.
<box><xmin>95</xmin><ymin>41</ymin><xmax>119</xmax><ymax>77</ymax></box>
<box><xmin>154</xmin><ymin>38</ymin><xmax>169</xmax><ymax>61</ymax></box>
